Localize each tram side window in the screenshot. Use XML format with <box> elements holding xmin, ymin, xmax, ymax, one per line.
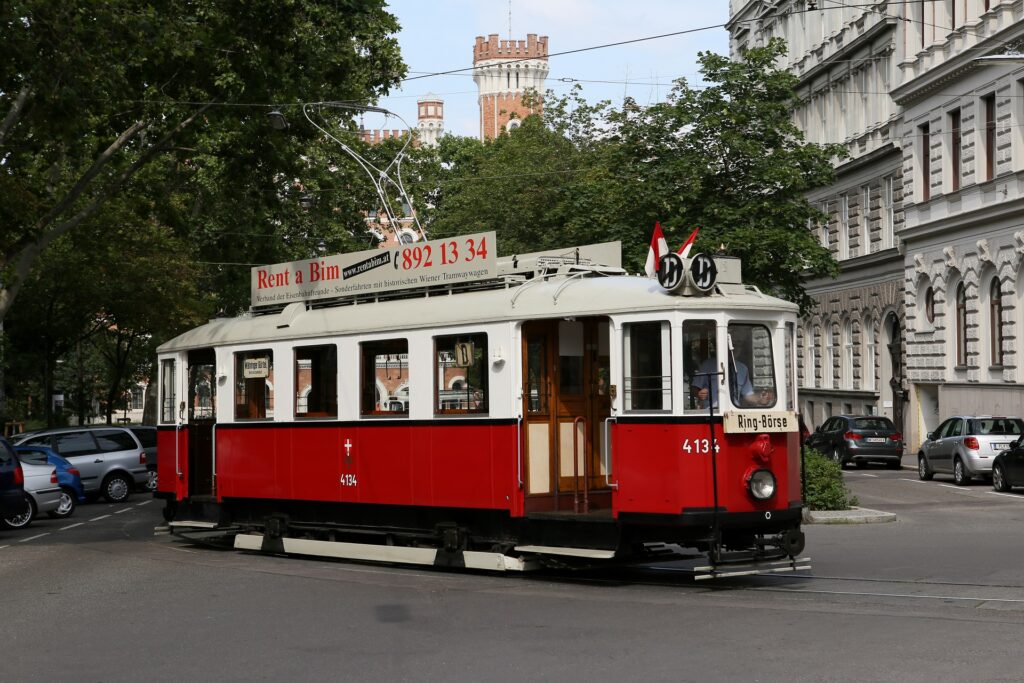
<box><xmin>160</xmin><ymin>359</ymin><xmax>176</xmax><ymax>423</ymax></box>
<box><xmin>726</xmin><ymin>324</ymin><xmax>777</xmax><ymax>409</ymax></box>
<box><xmin>361</xmin><ymin>339</ymin><xmax>409</xmax><ymax>416</ymax></box>
<box><xmin>623</xmin><ymin>321</ymin><xmax>671</xmax><ymax>411</ymax></box>
<box><xmin>683</xmin><ymin>320</ymin><xmax>717</xmax><ymax>410</ymax></box>
<box><xmin>295</xmin><ymin>345</ymin><xmax>338</xmax><ymax>418</ymax></box>
<box><xmin>234</xmin><ymin>350</ymin><xmax>275</xmax><ymax>420</ymax></box>
<box><xmin>434</xmin><ymin>333</ymin><xmax>488</xmax><ymax>415</ymax></box>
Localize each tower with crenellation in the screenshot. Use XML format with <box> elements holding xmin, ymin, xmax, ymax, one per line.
<box><xmin>472</xmin><ymin>33</ymin><xmax>549</xmax><ymax>141</ymax></box>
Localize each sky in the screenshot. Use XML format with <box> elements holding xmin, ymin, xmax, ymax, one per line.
<box><xmin>374</xmin><ymin>0</ymin><xmax>731</xmax><ymax>139</ymax></box>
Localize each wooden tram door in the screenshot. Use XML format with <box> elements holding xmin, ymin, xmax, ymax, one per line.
<box><xmin>522</xmin><ymin>318</ymin><xmax>611</xmax><ymax>513</ymax></box>
<box><xmin>187</xmin><ymin>349</ymin><xmax>217</xmax><ymax>499</ymax></box>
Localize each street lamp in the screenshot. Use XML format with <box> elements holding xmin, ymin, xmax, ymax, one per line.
<box><xmin>267</xmin><ymin>109</ymin><xmax>289</xmax><ymax>130</ymax></box>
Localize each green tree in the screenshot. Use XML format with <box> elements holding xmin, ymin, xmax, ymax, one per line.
<box><xmin>418</xmin><ymin>40</ymin><xmax>841</xmax><ymax>313</ymax></box>
<box><xmin>0</xmin><ymin>0</ymin><xmax>406</xmax><ymax>323</ymax></box>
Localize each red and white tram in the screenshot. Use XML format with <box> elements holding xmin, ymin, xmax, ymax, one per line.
<box><xmin>155</xmin><ymin>233</ymin><xmax>808</xmax><ymax>578</ymax></box>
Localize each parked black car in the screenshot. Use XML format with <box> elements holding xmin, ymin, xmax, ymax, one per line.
<box><xmin>0</xmin><ymin>436</ymin><xmax>28</xmax><ymax>518</ymax></box>
<box><xmin>992</xmin><ymin>436</ymin><xmax>1024</xmax><ymax>492</ymax></box>
<box><xmin>805</xmin><ymin>415</ymin><xmax>904</xmax><ymax>469</ymax></box>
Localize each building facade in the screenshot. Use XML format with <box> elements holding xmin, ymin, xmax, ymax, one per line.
<box><xmin>728</xmin><ymin>1</ymin><xmax>1024</xmax><ymax>450</ymax></box>
<box><xmin>472</xmin><ymin>33</ymin><xmax>549</xmax><ymax>140</ymax></box>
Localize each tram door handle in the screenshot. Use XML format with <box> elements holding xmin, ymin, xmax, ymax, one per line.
<box><xmin>719</xmin><ymin>363</ymin><xmax>726</xmax><ymax>386</ymax></box>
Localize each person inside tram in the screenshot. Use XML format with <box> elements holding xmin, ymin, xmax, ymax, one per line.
<box><xmin>692</xmin><ymin>340</ymin><xmax>773</xmax><ymax>409</ymax></box>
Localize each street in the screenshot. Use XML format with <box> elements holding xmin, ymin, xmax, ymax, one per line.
<box><xmin>2</xmin><ymin>472</ymin><xmax>1023</xmax><ymax>682</ymax></box>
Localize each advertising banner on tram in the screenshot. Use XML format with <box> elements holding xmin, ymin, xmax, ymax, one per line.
<box><xmin>251</xmin><ymin>231</ymin><xmax>497</xmax><ymax>306</ymax></box>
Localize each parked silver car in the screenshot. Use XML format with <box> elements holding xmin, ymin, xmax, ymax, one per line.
<box><xmin>1</xmin><ymin>461</ymin><xmax>61</xmax><ymax>529</ymax></box>
<box><xmin>918</xmin><ymin>416</ymin><xmax>1024</xmax><ymax>485</ymax></box>
<box><xmin>13</xmin><ymin>426</ymin><xmax>148</xmax><ymax>503</ymax></box>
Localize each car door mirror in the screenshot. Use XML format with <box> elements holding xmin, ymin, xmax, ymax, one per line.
<box><xmin>926</xmin><ymin>431</ymin><xmax>935</xmax><ymax>441</ymax></box>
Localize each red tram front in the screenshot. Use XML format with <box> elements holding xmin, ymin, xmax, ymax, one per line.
<box><xmin>155</xmin><ymin>235</ymin><xmax>808</xmax><ymax>578</ymax></box>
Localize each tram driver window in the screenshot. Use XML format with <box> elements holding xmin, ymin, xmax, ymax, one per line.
<box><xmin>234</xmin><ymin>350</ymin><xmax>275</xmax><ymax>419</ymax></box>
<box><xmin>294</xmin><ymin>345</ymin><xmax>338</xmax><ymax>418</ymax></box>
<box><xmin>434</xmin><ymin>333</ymin><xmax>488</xmax><ymax>415</ymax></box>
<box><xmin>361</xmin><ymin>339</ymin><xmax>409</xmax><ymax>417</ymax></box>
<box><xmin>623</xmin><ymin>321</ymin><xmax>671</xmax><ymax>411</ymax></box>
<box><xmin>684</xmin><ymin>320</ymin><xmax>717</xmax><ymax>410</ymax></box>
<box><xmin>160</xmin><ymin>359</ymin><xmax>176</xmax><ymax>424</ymax></box>
<box><xmin>726</xmin><ymin>324</ymin><xmax>778</xmax><ymax>409</ymax></box>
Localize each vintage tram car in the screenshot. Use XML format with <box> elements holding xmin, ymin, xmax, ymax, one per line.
<box><xmin>155</xmin><ymin>235</ymin><xmax>808</xmax><ymax>578</ymax></box>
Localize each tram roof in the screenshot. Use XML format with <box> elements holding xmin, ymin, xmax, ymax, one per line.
<box><xmin>157</xmin><ymin>273</ymin><xmax>797</xmax><ymax>353</ymax></box>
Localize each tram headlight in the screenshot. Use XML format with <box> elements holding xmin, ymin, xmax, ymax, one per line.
<box><xmin>747</xmin><ymin>469</ymin><xmax>776</xmax><ymax>501</ymax></box>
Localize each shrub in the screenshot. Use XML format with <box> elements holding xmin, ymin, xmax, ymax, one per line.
<box><xmin>803</xmin><ymin>447</ymin><xmax>858</xmax><ymax>511</ymax></box>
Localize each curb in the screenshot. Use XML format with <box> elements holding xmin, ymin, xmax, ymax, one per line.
<box><xmin>802</xmin><ymin>506</ymin><xmax>897</xmax><ymax>524</ymax></box>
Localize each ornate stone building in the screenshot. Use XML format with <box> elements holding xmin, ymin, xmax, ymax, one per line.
<box><xmin>472</xmin><ymin>33</ymin><xmax>549</xmax><ymax>140</ymax></box>
<box><xmin>728</xmin><ymin>1</ymin><xmax>1024</xmax><ymax>450</ymax></box>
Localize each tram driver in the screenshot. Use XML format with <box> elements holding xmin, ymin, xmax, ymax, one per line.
<box><xmin>691</xmin><ymin>339</ymin><xmax>774</xmax><ymax>410</ymax></box>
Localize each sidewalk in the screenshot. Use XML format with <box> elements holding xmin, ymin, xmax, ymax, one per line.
<box><xmin>802</xmin><ymin>507</ymin><xmax>897</xmax><ymax>524</ymax></box>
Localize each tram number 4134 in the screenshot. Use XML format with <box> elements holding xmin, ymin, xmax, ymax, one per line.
<box><xmin>339</xmin><ymin>474</ymin><xmax>359</xmax><ymax>487</ymax></box>
<box><xmin>681</xmin><ymin>438</ymin><xmax>720</xmax><ymax>454</ymax></box>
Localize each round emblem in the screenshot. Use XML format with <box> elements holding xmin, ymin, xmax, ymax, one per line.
<box><xmin>688</xmin><ymin>253</ymin><xmax>717</xmax><ymax>293</ymax></box>
<box><xmin>656</xmin><ymin>253</ymin><xmax>686</xmax><ymax>292</ymax></box>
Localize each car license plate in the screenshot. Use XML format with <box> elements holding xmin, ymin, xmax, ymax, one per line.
<box><xmin>866</xmin><ymin>437</ymin><xmax>886</xmax><ymax>443</ymax></box>
<box><xmin>992</xmin><ymin>443</ymin><xmax>1008</xmax><ymax>451</ymax></box>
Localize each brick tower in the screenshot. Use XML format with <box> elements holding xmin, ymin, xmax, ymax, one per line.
<box><xmin>472</xmin><ymin>33</ymin><xmax>549</xmax><ymax>140</ymax></box>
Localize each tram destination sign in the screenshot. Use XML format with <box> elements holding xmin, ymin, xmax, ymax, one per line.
<box><xmin>251</xmin><ymin>231</ymin><xmax>497</xmax><ymax>306</ymax></box>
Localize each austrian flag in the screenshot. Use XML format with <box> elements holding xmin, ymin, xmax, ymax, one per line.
<box><xmin>644</xmin><ymin>222</ymin><xmax>668</xmax><ymax>277</ymax></box>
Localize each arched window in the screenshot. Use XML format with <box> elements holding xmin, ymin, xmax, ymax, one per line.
<box><xmin>862</xmin><ymin>316</ymin><xmax>875</xmax><ymax>391</ymax></box>
<box><xmin>925</xmin><ymin>286</ymin><xmax>935</xmax><ymax>325</ymax></box>
<box><xmin>841</xmin><ymin>319</ymin><xmax>854</xmax><ymax>389</ymax></box>
<box><xmin>990</xmin><ymin>276</ymin><xmax>1004</xmax><ymax>366</ymax></box>
<box><xmin>956</xmin><ymin>283</ymin><xmax>968</xmax><ymax>366</ymax></box>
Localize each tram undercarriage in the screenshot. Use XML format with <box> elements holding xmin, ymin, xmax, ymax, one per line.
<box><xmin>161</xmin><ymin>496</ymin><xmax>809</xmax><ymax>579</ymax></box>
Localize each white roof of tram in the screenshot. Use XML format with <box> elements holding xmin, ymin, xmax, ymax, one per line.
<box><xmin>157</xmin><ymin>273</ymin><xmax>798</xmax><ymax>353</ymax></box>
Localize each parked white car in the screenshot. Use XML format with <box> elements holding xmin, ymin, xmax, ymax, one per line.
<box><xmin>2</xmin><ymin>461</ymin><xmax>61</xmax><ymax>529</ymax></box>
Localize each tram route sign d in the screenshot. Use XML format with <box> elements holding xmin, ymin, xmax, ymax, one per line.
<box><xmin>657</xmin><ymin>253</ymin><xmax>686</xmax><ymax>292</ymax></box>
<box><xmin>688</xmin><ymin>253</ymin><xmax>718</xmax><ymax>293</ymax></box>
<box><xmin>251</xmin><ymin>231</ymin><xmax>497</xmax><ymax>307</ymax></box>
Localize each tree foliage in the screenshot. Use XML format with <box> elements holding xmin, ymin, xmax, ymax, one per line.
<box><xmin>415</xmin><ymin>39</ymin><xmax>842</xmax><ymax>312</ymax></box>
<box><xmin>0</xmin><ymin>0</ymin><xmax>406</xmax><ymax>321</ymax></box>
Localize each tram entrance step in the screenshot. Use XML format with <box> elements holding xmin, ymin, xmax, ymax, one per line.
<box><xmin>513</xmin><ymin>545</ymin><xmax>616</xmax><ymax>560</ymax></box>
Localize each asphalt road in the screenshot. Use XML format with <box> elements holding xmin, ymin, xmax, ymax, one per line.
<box><xmin>2</xmin><ymin>472</ymin><xmax>1022</xmax><ymax>682</ymax></box>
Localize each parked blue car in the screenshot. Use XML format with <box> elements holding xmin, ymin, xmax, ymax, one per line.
<box><xmin>15</xmin><ymin>445</ymin><xmax>85</xmax><ymax>519</ymax></box>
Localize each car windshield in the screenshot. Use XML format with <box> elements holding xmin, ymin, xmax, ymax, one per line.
<box><xmin>967</xmin><ymin>418</ymin><xmax>1024</xmax><ymax>436</ymax></box>
<box><xmin>851</xmin><ymin>417</ymin><xmax>895</xmax><ymax>431</ymax></box>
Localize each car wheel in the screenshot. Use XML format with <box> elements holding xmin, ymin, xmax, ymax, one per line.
<box><xmin>1</xmin><ymin>494</ymin><xmax>35</xmax><ymax>530</ymax></box>
<box><xmin>48</xmin><ymin>488</ymin><xmax>77</xmax><ymax>519</ymax></box>
<box><xmin>953</xmin><ymin>457</ymin><xmax>971</xmax><ymax>486</ymax></box>
<box><xmin>918</xmin><ymin>454</ymin><xmax>934</xmax><ymax>481</ymax></box>
<box><xmin>993</xmin><ymin>463</ymin><xmax>1011</xmax><ymax>492</ymax></box>
<box><xmin>145</xmin><ymin>470</ymin><xmax>158</xmax><ymax>493</ymax></box>
<box><xmin>102</xmin><ymin>473</ymin><xmax>132</xmax><ymax>503</ymax></box>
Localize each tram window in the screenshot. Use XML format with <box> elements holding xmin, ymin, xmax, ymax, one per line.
<box><xmin>234</xmin><ymin>350</ymin><xmax>275</xmax><ymax>420</ymax></box>
<box><xmin>294</xmin><ymin>345</ymin><xmax>337</xmax><ymax>418</ymax></box>
<box><xmin>623</xmin><ymin>321</ymin><xmax>671</xmax><ymax>411</ymax></box>
<box><xmin>361</xmin><ymin>339</ymin><xmax>409</xmax><ymax>417</ymax></box>
<box><xmin>785</xmin><ymin>322</ymin><xmax>795</xmax><ymax>411</ymax></box>
<box><xmin>726</xmin><ymin>324</ymin><xmax>777</xmax><ymax>409</ymax></box>
<box><xmin>160</xmin><ymin>359</ymin><xmax>176</xmax><ymax>424</ymax></box>
<box><xmin>434</xmin><ymin>333</ymin><xmax>488</xmax><ymax>415</ymax></box>
<box><xmin>684</xmin><ymin>320</ymin><xmax>717</xmax><ymax>410</ymax></box>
